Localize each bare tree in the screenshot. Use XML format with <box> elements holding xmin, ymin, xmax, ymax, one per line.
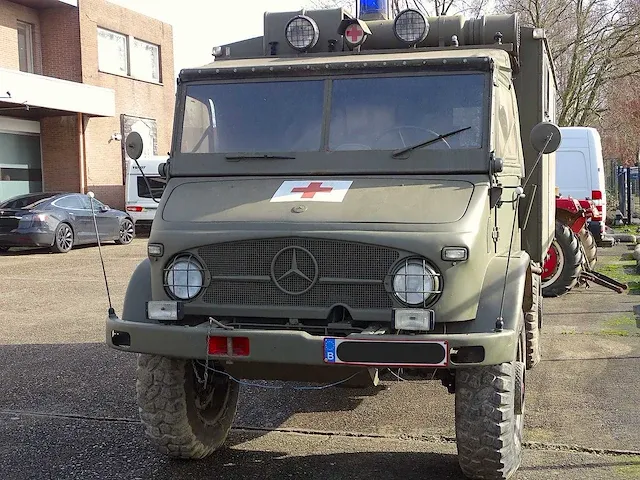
<box><xmin>306</xmin><ymin>0</ymin><xmax>490</xmax><ymax>17</ymax></box>
<box><xmin>495</xmin><ymin>0</ymin><xmax>640</xmax><ymax>127</ymax></box>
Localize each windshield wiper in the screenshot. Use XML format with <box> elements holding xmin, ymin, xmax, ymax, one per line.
<box><xmin>225</xmin><ymin>154</ymin><xmax>296</xmax><ymax>161</ymax></box>
<box><xmin>391</xmin><ymin>126</ymin><xmax>472</xmax><ymax>158</ymax></box>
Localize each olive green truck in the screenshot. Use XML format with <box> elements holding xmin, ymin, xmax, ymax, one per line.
<box><xmin>107</xmin><ymin>4</ymin><xmax>562</xmax><ymax>479</ymax></box>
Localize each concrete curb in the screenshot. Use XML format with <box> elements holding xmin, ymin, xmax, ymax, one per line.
<box><xmin>609</xmin><ymin>233</ymin><xmax>637</xmax><ymax>243</ymax></box>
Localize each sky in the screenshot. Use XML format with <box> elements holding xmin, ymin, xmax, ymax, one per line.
<box><xmin>107</xmin><ymin>0</ymin><xmax>333</xmax><ymax>79</ymax></box>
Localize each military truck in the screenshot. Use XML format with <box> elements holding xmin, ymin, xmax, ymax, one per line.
<box><xmin>107</xmin><ymin>3</ymin><xmax>562</xmax><ymax>479</ymax></box>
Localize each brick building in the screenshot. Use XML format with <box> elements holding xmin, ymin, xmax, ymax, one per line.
<box><xmin>0</xmin><ymin>0</ymin><xmax>175</xmax><ymax>209</ymax></box>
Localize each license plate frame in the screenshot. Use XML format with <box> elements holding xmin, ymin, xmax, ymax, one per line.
<box><xmin>323</xmin><ymin>337</ymin><xmax>449</xmax><ymax>367</ymax></box>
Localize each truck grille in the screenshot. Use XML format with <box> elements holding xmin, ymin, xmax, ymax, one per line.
<box><xmin>197</xmin><ymin>238</ymin><xmax>399</xmax><ymax>309</ymax></box>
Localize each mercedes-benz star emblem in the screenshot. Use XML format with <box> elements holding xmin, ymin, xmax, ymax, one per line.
<box><xmin>270</xmin><ymin>246</ymin><xmax>319</xmax><ymax>295</ymax></box>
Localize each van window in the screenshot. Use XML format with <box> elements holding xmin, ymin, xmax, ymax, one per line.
<box><xmin>137</xmin><ymin>176</ymin><xmax>165</xmax><ymax>199</ymax></box>
<box><xmin>556</xmin><ymin>150</ymin><xmax>590</xmax><ymax>197</ymax></box>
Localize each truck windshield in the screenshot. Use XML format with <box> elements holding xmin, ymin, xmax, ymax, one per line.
<box><xmin>180</xmin><ymin>73</ymin><xmax>486</xmax><ymax>154</ymax></box>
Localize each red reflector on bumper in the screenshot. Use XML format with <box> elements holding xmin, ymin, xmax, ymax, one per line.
<box><xmin>126</xmin><ymin>206</ymin><xmax>143</xmax><ymax>212</ymax></box>
<box><xmin>232</xmin><ymin>337</ymin><xmax>250</xmax><ymax>356</ymax></box>
<box><xmin>207</xmin><ymin>336</ymin><xmax>250</xmax><ymax>356</ymax></box>
<box><xmin>208</xmin><ymin>336</ymin><xmax>227</xmax><ymax>355</ymax></box>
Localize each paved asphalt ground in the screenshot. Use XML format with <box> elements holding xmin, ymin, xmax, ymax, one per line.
<box><xmin>1</xmin><ymin>238</ymin><xmax>640</xmax><ymax>479</ymax></box>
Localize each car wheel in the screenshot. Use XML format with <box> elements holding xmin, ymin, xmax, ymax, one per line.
<box><xmin>51</xmin><ymin>223</ymin><xmax>74</xmax><ymax>253</ymax></box>
<box><xmin>116</xmin><ymin>218</ymin><xmax>135</xmax><ymax>245</ymax></box>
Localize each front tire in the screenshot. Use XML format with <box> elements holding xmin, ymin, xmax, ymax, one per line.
<box><xmin>524</xmin><ymin>269</ymin><xmax>542</xmax><ymax>370</ymax></box>
<box><xmin>51</xmin><ymin>223</ymin><xmax>74</xmax><ymax>253</ymax></box>
<box><xmin>455</xmin><ymin>318</ymin><xmax>526</xmax><ymax>480</ymax></box>
<box><xmin>136</xmin><ymin>355</ymin><xmax>239</xmax><ymax>459</ymax></box>
<box><xmin>541</xmin><ymin>220</ymin><xmax>583</xmax><ymax>297</ymax></box>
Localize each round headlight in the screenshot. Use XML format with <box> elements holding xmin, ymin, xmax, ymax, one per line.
<box><xmin>285</xmin><ymin>15</ymin><xmax>320</xmax><ymax>52</ymax></box>
<box><xmin>393</xmin><ymin>9</ymin><xmax>429</xmax><ymax>45</ymax></box>
<box><xmin>165</xmin><ymin>255</ymin><xmax>204</xmax><ymax>300</ymax></box>
<box><xmin>392</xmin><ymin>258</ymin><xmax>440</xmax><ymax>306</ymax></box>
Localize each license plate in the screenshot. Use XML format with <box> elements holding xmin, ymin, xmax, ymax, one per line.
<box><xmin>323</xmin><ymin>337</ymin><xmax>448</xmax><ymax>367</ymax></box>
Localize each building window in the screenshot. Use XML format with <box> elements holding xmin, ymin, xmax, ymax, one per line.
<box><xmin>17</xmin><ymin>21</ymin><xmax>34</xmax><ymax>73</ymax></box>
<box><xmin>97</xmin><ymin>26</ymin><xmax>161</xmax><ymax>83</ymax></box>
<box><xmin>97</xmin><ymin>27</ymin><xmax>129</xmax><ymax>76</ymax></box>
<box><xmin>131</xmin><ymin>38</ymin><xmax>160</xmax><ymax>83</ymax></box>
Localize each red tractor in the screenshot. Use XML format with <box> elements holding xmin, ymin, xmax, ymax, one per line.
<box><xmin>541</xmin><ymin>195</ymin><xmax>626</xmax><ymax>297</ymax></box>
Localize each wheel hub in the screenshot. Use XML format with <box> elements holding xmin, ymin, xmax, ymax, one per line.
<box><xmin>541</xmin><ymin>240</ymin><xmax>564</xmax><ymax>287</ymax></box>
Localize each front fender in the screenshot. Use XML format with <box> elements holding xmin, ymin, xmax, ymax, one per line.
<box><xmin>446</xmin><ymin>251</ymin><xmax>529</xmax><ymax>341</ymax></box>
<box><xmin>122</xmin><ymin>258</ymin><xmax>153</xmax><ymax>324</ymax></box>
<box><xmin>474</xmin><ymin>251</ymin><xmax>530</xmax><ymax>332</ymax></box>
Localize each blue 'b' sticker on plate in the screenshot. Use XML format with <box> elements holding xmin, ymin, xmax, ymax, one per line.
<box><xmin>324</xmin><ymin>338</ymin><xmax>336</xmax><ymax>363</ymax></box>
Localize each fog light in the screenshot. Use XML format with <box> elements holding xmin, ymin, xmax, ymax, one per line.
<box><xmin>393</xmin><ymin>9</ymin><xmax>429</xmax><ymax>45</ymax></box>
<box><xmin>285</xmin><ymin>15</ymin><xmax>320</xmax><ymax>52</ymax></box>
<box><xmin>146</xmin><ymin>301</ymin><xmax>182</xmax><ymax>321</ymax></box>
<box><xmin>393</xmin><ymin>308</ymin><xmax>435</xmax><ymax>331</ymax></box>
<box><xmin>442</xmin><ymin>247</ymin><xmax>468</xmax><ymax>261</ymax></box>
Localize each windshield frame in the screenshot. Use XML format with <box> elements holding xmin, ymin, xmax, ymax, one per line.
<box><xmin>169</xmin><ymin>63</ymin><xmax>495</xmax><ymax>177</ymax></box>
<box><xmin>175</xmin><ymin>70</ymin><xmax>491</xmax><ymax>156</ymax></box>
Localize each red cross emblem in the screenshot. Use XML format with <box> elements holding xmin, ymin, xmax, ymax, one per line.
<box><xmin>345</xmin><ymin>24</ymin><xmax>365</xmax><ymax>45</ymax></box>
<box><xmin>291</xmin><ymin>182</ymin><xmax>333</xmax><ymax>199</ymax></box>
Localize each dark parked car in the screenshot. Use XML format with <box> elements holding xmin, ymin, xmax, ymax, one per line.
<box><xmin>0</xmin><ymin>192</ymin><xmax>135</xmax><ymax>253</ymax></box>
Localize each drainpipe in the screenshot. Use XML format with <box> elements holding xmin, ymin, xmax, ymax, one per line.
<box><xmin>77</xmin><ymin>112</ymin><xmax>86</xmax><ymax>193</ymax></box>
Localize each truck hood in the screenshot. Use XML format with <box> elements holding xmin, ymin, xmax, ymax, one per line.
<box><xmin>162</xmin><ymin>177</ymin><xmax>476</xmax><ymax>225</ymax></box>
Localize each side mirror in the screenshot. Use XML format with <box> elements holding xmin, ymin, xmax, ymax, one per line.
<box><xmin>101</xmin><ymin>205</ymin><xmax>110</xmax><ymax>212</ymax></box>
<box><xmin>530</xmin><ymin>121</ymin><xmax>562</xmax><ymax>154</ymax></box>
<box><xmin>158</xmin><ymin>162</ymin><xmax>167</xmax><ymax>179</ymax></box>
<box><xmin>125</xmin><ymin>132</ymin><xmax>144</xmax><ymax>160</ymax></box>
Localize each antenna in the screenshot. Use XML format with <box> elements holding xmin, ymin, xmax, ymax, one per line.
<box><xmin>495</xmin><ymin>134</ymin><xmax>554</xmax><ymax>331</ymax></box>
<box><xmin>88</xmin><ymin>191</ymin><xmax>114</xmax><ymax>316</ymax></box>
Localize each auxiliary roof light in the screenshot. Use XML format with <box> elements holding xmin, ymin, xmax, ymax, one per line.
<box><xmin>285</xmin><ymin>15</ymin><xmax>320</xmax><ymax>52</ymax></box>
<box><xmin>358</xmin><ymin>0</ymin><xmax>390</xmax><ymax>19</ymax></box>
<box><xmin>338</xmin><ymin>18</ymin><xmax>372</xmax><ymax>49</ymax></box>
<box><xmin>393</xmin><ymin>9</ymin><xmax>429</xmax><ymax>46</ymax></box>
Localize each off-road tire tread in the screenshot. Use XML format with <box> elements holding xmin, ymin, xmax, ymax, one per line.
<box><xmin>455</xmin><ymin>362</ymin><xmax>521</xmax><ymax>479</ymax></box>
<box><xmin>542</xmin><ymin>220</ymin><xmax>583</xmax><ymax>298</ymax></box>
<box><xmin>136</xmin><ymin>354</ymin><xmax>239</xmax><ymax>460</ymax></box>
<box><xmin>578</xmin><ymin>227</ymin><xmax>597</xmax><ymax>270</ymax></box>
<box><xmin>524</xmin><ymin>272</ymin><xmax>541</xmax><ymax>370</ymax></box>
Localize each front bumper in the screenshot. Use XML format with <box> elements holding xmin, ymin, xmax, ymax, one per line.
<box><xmin>0</xmin><ymin>231</ymin><xmax>53</xmax><ymax>247</ymax></box>
<box><xmin>106</xmin><ymin>313</ymin><xmax>517</xmax><ymax>368</ymax></box>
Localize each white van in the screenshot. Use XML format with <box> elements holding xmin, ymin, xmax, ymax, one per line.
<box><xmin>125</xmin><ymin>155</ymin><xmax>168</xmax><ymax>229</ymax></box>
<box><xmin>555</xmin><ymin>127</ymin><xmax>607</xmax><ymax>240</ymax></box>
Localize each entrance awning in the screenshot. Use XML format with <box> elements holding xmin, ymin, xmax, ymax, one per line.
<box><xmin>0</xmin><ymin>68</ymin><xmax>115</xmax><ymax>119</ymax></box>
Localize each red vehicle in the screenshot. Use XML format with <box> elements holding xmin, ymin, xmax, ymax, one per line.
<box><xmin>542</xmin><ymin>194</ymin><xmax>626</xmax><ymax>297</ymax></box>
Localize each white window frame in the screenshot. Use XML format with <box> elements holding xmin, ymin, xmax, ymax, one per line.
<box><xmin>17</xmin><ymin>21</ymin><xmax>34</xmax><ymax>73</ymax></box>
<box><xmin>97</xmin><ymin>26</ymin><xmax>161</xmax><ymax>84</ymax></box>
